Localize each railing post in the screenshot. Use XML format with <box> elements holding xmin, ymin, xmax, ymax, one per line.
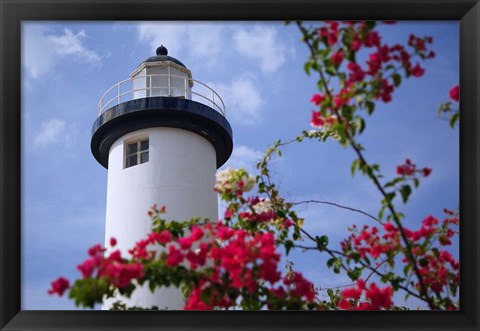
<box><xmin>185</xmin><ymin>77</ymin><xmax>187</xmax><ymax>99</ymax></box>
<box><xmin>117</xmin><ymin>83</ymin><xmax>120</xmax><ymax>106</ymax></box>
<box><xmin>148</xmin><ymin>75</ymin><xmax>151</xmax><ymax>97</ymax></box>
<box><xmin>168</xmin><ymin>67</ymin><xmax>171</xmax><ymax>96</ymax></box>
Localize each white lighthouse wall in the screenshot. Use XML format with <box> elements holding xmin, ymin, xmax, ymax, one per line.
<box><xmin>102</xmin><ymin>127</ymin><xmax>218</xmax><ymax>310</ymax></box>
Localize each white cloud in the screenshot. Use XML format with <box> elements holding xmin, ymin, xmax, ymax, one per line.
<box><xmin>136</xmin><ymin>22</ymin><xmax>223</xmax><ymax>67</ymax></box>
<box><xmin>49</xmin><ymin>29</ymin><xmax>102</xmax><ymax>65</ymax></box>
<box><xmin>222</xmin><ymin>145</ymin><xmax>264</xmax><ymax>173</ymax></box>
<box><xmin>33</xmin><ymin>119</ymin><xmax>76</xmax><ymax>149</ymax></box>
<box><xmin>234</xmin><ymin>25</ymin><xmax>287</xmax><ymax>74</ymax></box>
<box><xmin>23</xmin><ymin>25</ymin><xmax>101</xmax><ymax>79</ymax></box>
<box><xmin>209</xmin><ymin>75</ymin><xmax>264</xmax><ymax>126</ymax></box>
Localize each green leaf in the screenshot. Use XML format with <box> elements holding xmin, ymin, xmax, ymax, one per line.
<box><xmin>365</xmin><ymin>100</ymin><xmax>375</xmax><ymax>115</ymax></box>
<box><xmin>384</xmin><ymin>177</ymin><xmax>404</xmax><ymax>188</ymax></box>
<box><xmin>413</xmin><ymin>178</ymin><xmax>420</xmax><ymax>188</ymax></box>
<box><xmin>357</xmin><ymin>117</ymin><xmax>366</xmax><ymax>134</ymax></box>
<box><xmin>315</xmin><ymin>235</ymin><xmax>329</xmax><ymax>251</ymax></box>
<box><xmin>449</xmin><ymin>112</ymin><xmax>460</xmax><ymax>128</ymax></box>
<box><xmin>351</xmin><ymin>159</ymin><xmax>359</xmax><ymax>177</ymax></box>
<box><xmin>327</xmin><ymin>288</ymin><xmax>334</xmax><ymax>298</ymax></box>
<box><xmin>385</xmin><ymin>192</ymin><xmax>396</xmax><ymax>203</ymax></box>
<box><xmin>392</xmin><ymin>73</ymin><xmax>402</xmax><ymax>87</ymax></box>
<box><xmin>365</xmin><ymin>21</ymin><xmax>376</xmax><ymax>30</ymax></box>
<box><xmin>285</xmin><ymin>240</ymin><xmax>293</xmax><ymax>255</ymax></box>
<box><xmin>399</xmin><ymin>185</ymin><xmax>412</xmax><ymax>204</ymax></box>
<box><xmin>403</xmin><ymin>263</ymin><xmax>413</xmax><ymax>276</ymax></box>
<box><xmin>347</xmin><ymin>267</ymin><xmax>363</xmax><ymax>281</ymax></box>
<box><xmin>327</xmin><ymin>257</ymin><xmax>337</xmax><ymax>268</ymax></box>
<box><xmin>304</xmin><ymin>61</ymin><xmax>314</xmax><ymax>75</ymax></box>
<box><xmin>333</xmin><ymin>259</ymin><xmax>342</xmax><ymax>274</ymax></box>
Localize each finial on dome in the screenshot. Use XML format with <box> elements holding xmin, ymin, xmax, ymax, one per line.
<box><xmin>156</xmin><ymin>45</ymin><xmax>168</xmax><ymax>56</ymax></box>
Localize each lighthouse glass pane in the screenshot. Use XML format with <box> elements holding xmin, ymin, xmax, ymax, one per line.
<box><xmin>132</xmin><ymin>69</ymin><xmax>147</xmax><ymax>99</ymax></box>
<box><xmin>128</xmin><ymin>143</ymin><xmax>137</xmax><ymax>154</ymax></box>
<box><xmin>127</xmin><ymin>155</ymin><xmax>137</xmax><ymax>167</ymax></box>
<box><xmin>140</xmin><ymin>152</ymin><xmax>149</xmax><ymax>164</ymax></box>
<box><xmin>141</xmin><ymin>140</ymin><xmax>149</xmax><ymax>151</ymax></box>
<box><xmin>149</xmin><ymin>66</ymin><xmax>169</xmax><ymax>97</ymax></box>
<box><xmin>170</xmin><ymin>67</ymin><xmax>187</xmax><ymax>98</ymax></box>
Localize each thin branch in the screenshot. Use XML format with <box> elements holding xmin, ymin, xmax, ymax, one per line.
<box><xmin>292</xmin><ymin>199</ymin><xmax>381</xmax><ymax>224</ymax></box>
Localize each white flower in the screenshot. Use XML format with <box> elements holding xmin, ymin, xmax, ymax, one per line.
<box><xmin>215</xmin><ymin>168</ymin><xmax>255</xmax><ymax>193</ymax></box>
<box><xmin>253</xmin><ymin>198</ymin><xmax>271</xmax><ymax>214</ymax></box>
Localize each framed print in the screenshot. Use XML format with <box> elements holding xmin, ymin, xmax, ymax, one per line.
<box><xmin>1</xmin><ymin>0</ymin><xmax>479</xmax><ymax>330</ymax></box>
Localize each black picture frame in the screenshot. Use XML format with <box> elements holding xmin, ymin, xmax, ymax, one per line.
<box><xmin>1</xmin><ymin>0</ymin><xmax>479</xmax><ymax>330</ymax></box>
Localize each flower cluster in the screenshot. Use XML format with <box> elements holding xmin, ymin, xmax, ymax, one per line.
<box><xmin>341</xmin><ymin>210</ymin><xmax>459</xmax><ymax>304</ymax></box>
<box><xmin>396</xmin><ymin>159</ymin><xmax>432</xmax><ymax>177</ymax></box>
<box><xmin>48</xmin><ymin>277</ymin><xmax>70</xmax><ymax>296</ymax></box>
<box><xmin>309</xmin><ymin>21</ymin><xmax>435</xmax><ymax>135</ymax></box>
<box><xmin>339</xmin><ymin>279</ymin><xmax>393</xmax><ymax>310</ymax></box>
<box><xmin>215</xmin><ymin>168</ymin><xmax>255</xmax><ymax>197</ymax></box>
<box><xmin>76</xmin><ymin>240</ymin><xmax>144</xmax><ymax>288</ymax></box>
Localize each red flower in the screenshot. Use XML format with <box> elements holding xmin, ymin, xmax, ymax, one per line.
<box><xmin>103</xmin><ymin>262</ymin><xmax>144</xmax><ymax>288</ymax></box>
<box><xmin>166</xmin><ymin>245</ymin><xmax>183</xmax><ymax>266</ymax></box>
<box><xmin>410</xmin><ymin>63</ymin><xmax>425</xmax><ymax>77</ymax></box>
<box><xmin>77</xmin><ymin>258</ymin><xmax>98</xmax><ymax>278</ymax></box>
<box><xmin>347</xmin><ymin>62</ymin><xmax>366</xmax><ymax>82</ymax></box>
<box><xmin>310</xmin><ymin>93</ymin><xmax>325</xmax><ymax>106</ymax></box>
<box><xmin>149</xmin><ymin>230</ymin><xmax>172</xmax><ymax>245</ymax></box>
<box><xmin>449</xmin><ymin>85</ymin><xmax>459</xmax><ymax>102</ymax></box>
<box><xmin>364</xmin><ymin>31</ymin><xmax>381</xmax><ymax>47</ymax></box>
<box><xmin>331</xmin><ymin>50</ymin><xmax>344</xmax><ymax>66</ymax></box>
<box><xmin>311</xmin><ymin>111</ymin><xmax>325</xmax><ymax>127</ymax></box>
<box><xmin>110</xmin><ymin>237</ymin><xmax>117</xmax><ymax>247</ymax></box>
<box><xmin>88</xmin><ymin>244</ymin><xmax>105</xmax><ymax>257</ymax></box>
<box><xmin>342</xmin><ymin>287</ymin><xmax>362</xmax><ymax>300</ymax></box>
<box><xmin>422</xmin><ymin>167</ymin><xmax>432</xmax><ymax>177</ymax></box>
<box><xmin>48</xmin><ymin>277</ymin><xmax>70</xmax><ymax>296</ymax></box>
<box><xmin>351</xmin><ymin>36</ymin><xmax>362</xmax><ymax>51</ymax></box>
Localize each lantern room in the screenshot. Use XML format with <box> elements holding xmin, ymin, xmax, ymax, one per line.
<box><xmin>129</xmin><ymin>45</ymin><xmax>193</xmax><ymax>99</ymax></box>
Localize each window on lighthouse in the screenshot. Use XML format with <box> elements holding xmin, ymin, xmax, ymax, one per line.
<box><xmin>125</xmin><ymin>138</ymin><xmax>149</xmax><ymax>168</ymax></box>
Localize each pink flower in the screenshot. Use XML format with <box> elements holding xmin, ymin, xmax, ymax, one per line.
<box><xmin>88</xmin><ymin>244</ymin><xmax>105</xmax><ymax>257</ymax></box>
<box><xmin>351</xmin><ymin>36</ymin><xmax>362</xmax><ymax>51</ymax></box>
<box><xmin>342</xmin><ymin>287</ymin><xmax>362</xmax><ymax>300</ymax></box>
<box><xmin>166</xmin><ymin>246</ymin><xmax>183</xmax><ymax>266</ymax></box>
<box><xmin>310</xmin><ymin>93</ymin><xmax>325</xmax><ymax>106</ymax></box>
<box><xmin>149</xmin><ymin>230</ymin><xmax>172</xmax><ymax>245</ymax></box>
<box><xmin>410</xmin><ymin>63</ymin><xmax>425</xmax><ymax>77</ymax></box>
<box><xmin>331</xmin><ymin>50</ymin><xmax>344</xmax><ymax>66</ymax></box>
<box><xmin>48</xmin><ymin>277</ymin><xmax>70</xmax><ymax>296</ymax></box>
<box><xmin>311</xmin><ymin>111</ymin><xmax>325</xmax><ymax>127</ymax></box>
<box><xmin>190</xmin><ymin>226</ymin><xmax>204</xmax><ymax>241</ymax></box>
<box><xmin>449</xmin><ymin>85</ymin><xmax>459</xmax><ymax>102</ymax></box>
<box><xmin>422</xmin><ymin>167</ymin><xmax>432</xmax><ymax>177</ymax></box>
<box><xmin>178</xmin><ymin>237</ymin><xmax>192</xmax><ymax>250</ymax></box>
<box><xmin>77</xmin><ymin>258</ymin><xmax>98</xmax><ymax>278</ymax></box>
<box><xmin>110</xmin><ymin>237</ymin><xmax>117</xmax><ymax>247</ymax></box>
<box><xmin>347</xmin><ymin>62</ymin><xmax>366</xmax><ymax>82</ymax></box>
<box><xmin>364</xmin><ymin>31</ymin><xmax>381</xmax><ymax>47</ymax></box>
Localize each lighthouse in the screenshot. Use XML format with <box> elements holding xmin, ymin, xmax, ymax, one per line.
<box><xmin>91</xmin><ymin>46</ymin><xmax>233</xmax><ymax>309</ymax></box>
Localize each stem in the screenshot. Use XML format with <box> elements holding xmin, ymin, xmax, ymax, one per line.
<box><xmin>292</xmin><ymin>199</ymin><xmax>381</xmax><ymax>224</ymax></box>
<box><xmin>296</xmin><ymin>21</ymin><xmax>436</xmax><ymax>310</ymax></box>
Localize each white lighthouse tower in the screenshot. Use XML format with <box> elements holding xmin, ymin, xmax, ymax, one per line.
<box><xmin>91</xmin><ymin>46</ymin><xmax>233</xmax><ymax>309</ymax></box>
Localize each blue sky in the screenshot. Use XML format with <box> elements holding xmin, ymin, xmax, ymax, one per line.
<box><xmin>21</xmin><ymin>21</ymin><xmax>459</xmax><ymax>310</ymax></box>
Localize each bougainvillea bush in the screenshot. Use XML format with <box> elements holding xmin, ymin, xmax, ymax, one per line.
<box><xmin>49</xmin><ymin>21</ymin><xmax>459</xmax><ymax>310</ymax></box>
